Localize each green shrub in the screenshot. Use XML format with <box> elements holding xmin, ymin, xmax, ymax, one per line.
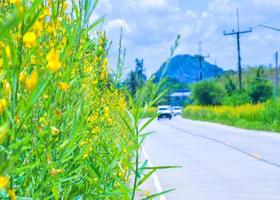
<box><xmin>249</xmin><ymin>80</ymin><xmax>273</xmax><ymax>103</ymax></box>
<box><xmin>248</xmin><ymin>66</ymin><xmax>273</xmax><ymax>103</ymax></box>
<box><xmin>223</xmin><ymin>90</ymin><xmax>251</xmax><ymax>106</ymax></box>
<box><xmin>192</xmin><ymin>80</ymin><xmax>226</xmax><ymax>105</ymax></box>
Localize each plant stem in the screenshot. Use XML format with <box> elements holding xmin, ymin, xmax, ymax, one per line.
<box><xmin>131</xmin><ymin>126</ymin><xmax>139</xmax><ymax>200</ymax></box>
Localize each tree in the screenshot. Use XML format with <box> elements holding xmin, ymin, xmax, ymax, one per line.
<box><xmin>125</xmin><ymin>70</ymin><xmax>138</xmax><ymax>97</ymax></box>
<box><xmin>248</xmin><ymin>66</ymin><xmax>273</xmax><ymax>103</ymax></box>
<box><xmin>192</xmin><ymin>80</ymin><xmax>226</xmax><ymax>105</ymax></box>
<box><xmin>135</xmin><ymin>58</ymin><xmax>147</xmax><ymax>87</ymax></box>
<box><xmin>225</xmin><ymin>75</ymin><xmax>237</xmax><ymax>95</ymax></box>
<box><xmin>125</xmin><ymin>58</ymin><xmax>147</xmax><ymax>97</ymax></box>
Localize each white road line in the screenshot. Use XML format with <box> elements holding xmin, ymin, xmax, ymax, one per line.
<box><xmin>142</xmin><ymin>146</ymin><xmax>167</xmax><ymax>200</ymax></box>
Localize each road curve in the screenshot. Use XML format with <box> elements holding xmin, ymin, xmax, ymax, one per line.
<box><xmin>143</xmin><ymin>117</ymin><xmax>280</xmax><ymax>200</ymax></box>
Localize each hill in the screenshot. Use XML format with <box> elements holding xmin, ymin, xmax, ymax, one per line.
<box><xmin>154</xmin><ymin>54</ymin><xmax>224</xmax><ymax>83</ymax></box>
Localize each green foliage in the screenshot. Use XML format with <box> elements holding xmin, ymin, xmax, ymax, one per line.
<box><xmin>224</xmin><ymin>75</ymin><xmax>237</xmax><ymax>95</ymax></box>
<box><xmin>183</xmin><ymin>99</ymin><xmax>280</xmax><ymax>132</ymax></box>
<box><xmin>192</xmin><ymin>81</ymin><xmax>226</xmax><ymax>105</ymax></box>
<box><xmin>223</xmin><ymin>90</ymin><xmax>251</xmax><ymax>106</ymax></box>
<box><xmin>156</xmin><ymin>77</ymin><xmax>189</xmax><ymax>105</ymax></box>
<box><xmin>248</xmin><ymin>66</ymin><xmax>273</xmax><ymax>103</ymax></box>
<box><xmin>125</xmin><ymin>59</ymin><xmax>147</xmax><ymax>97</ymax></box>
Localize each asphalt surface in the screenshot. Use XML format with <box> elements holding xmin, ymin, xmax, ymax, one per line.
<box><xmin>142</xmin><ymin>117</ymin><xmax>280</xmax><ymax>200</ymax></box>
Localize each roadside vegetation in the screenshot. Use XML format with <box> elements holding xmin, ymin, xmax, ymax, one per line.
<box><xmin>184</xmin><ymin>100</ymin><xmax>280</xmax><ymax>132</ymax></box>
<box><xmin>0</xmin><ymin>0</ymin><xmax>173</xmax><ymax>199</ymax></box>
<box><xmin>183</xmin><ymin>66</ymin><xmax>280</xmax><ymax>132</ymax></box>
<box><xmin>0</xmin><ymin>0</ymin><xmax>135</xmax><ymax>199</ymax></box>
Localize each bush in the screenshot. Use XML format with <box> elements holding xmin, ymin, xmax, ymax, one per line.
<box><xmin>248</xmin><ymin>66</ymin><xmax>273</xmax><ymax>103</ymax></box>
<box><xmin>223</xmin><ymin>90</ymin><xmax>251</xmax><ymax>106</ymax></box>
<box><xmin>249</xmin><ymin>80</ymin><xmax>273</xmax><ymax>103</ymax></box>
<box><xmin>192</xmin><ymin>81</ymin><xmax>226</xmax><ymax>105</ymax></box>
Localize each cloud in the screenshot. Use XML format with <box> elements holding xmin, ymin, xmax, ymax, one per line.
<box><xmin>94</xmin><ymin>0</ymin><xmax>280</xmax><ymax>76</ymax></box>
<box><xmin>105</xmin><ymin>19</ymin><xmax>131</xmax><ymax>33</ymax></box>
<box><xmin>253</xmin><ymin>0</ymin><xmax>280</xmax><ymax>7</ymax></box>
<box><xmin>126</xmin><ymin>0</ymin><xmax>169</xmax><ymax>10</ymax></box>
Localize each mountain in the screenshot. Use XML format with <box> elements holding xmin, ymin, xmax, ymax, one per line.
<box><xmin>154</xmin><ymin>54</ymin><xmax>224</xmax><ymax>83</ymax></box>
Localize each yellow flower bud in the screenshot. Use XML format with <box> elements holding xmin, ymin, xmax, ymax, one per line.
<box><xmin>46</xmin><ymin>50</ymin><xmax>61</xmax><ymax>72</ymax></box>
<box><xmin>25</xmin><ymin>69</ymin><xmax>38</xmax><ymax>91</ymax></box>
<box><xmin>8</xmin><ymin>189</ymin><xmax>16</xmax><ymax>200</ymax></box>
<box><xmin>5</xmin><ymin>46</ymin><xmax>11</xmax><ymax>58</ymax></box>
<box><xmin>51</xmin><ymin>126</ymin><xmax>60</xmax><ymax>136</ymax></box>
<box><xmin>0</xmin><ymin>176</ymin><xmax>9</xmax><ymax>188</ymax></box>
<box><xmin>23</xmin><ymin>32</ymin><xmax>36</xmax><ymax>48</ymax></box>
<box><xmin>57</xmin><ymin>82</ymin><xmax>70</xmax><ymax>91</ymax></box>
<box><xmin>50</xmin><ymin>168</ymin><xmax>63</xmax><ymax>177</ymax></box>
<box><xmin>10</xmin><ymin>0</ymin><xmax>21</xmax><ymax>5</ymax></box>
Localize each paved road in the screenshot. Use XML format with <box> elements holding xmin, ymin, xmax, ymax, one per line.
<box><xmin>142</xmin><ymin>117</ymin><xmax>280</xmax><ymax>200</ymax></box>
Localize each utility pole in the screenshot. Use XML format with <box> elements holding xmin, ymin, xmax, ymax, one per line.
<box><xmin>197</xmin><ymin>42</ymin><xmax>209</xmax><ymax>81</ymax></box>
<box><xmin>276</xmin><ymin>52</ymin><xmax>279</xmax><ymax>98</ymax></box>
<box><xmin>223</xmin><ymin>9</ymin><xmax>252</xmax><ymax>89</ymax></box>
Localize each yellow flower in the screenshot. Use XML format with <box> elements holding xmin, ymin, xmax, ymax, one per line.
<box><xmin>44</xmin><ymin>8</ymin><xmax>51</xmax><ymax>16</ymax></box>
<box><xmin>0</xmin><ymin>176</ymin><xmax>9</xmax><ymax>188</ymax></box>
<box><xmin>8</xmin><ymin>189</ymin><xmax>16</xmax><ymax>200</ymax></box>
<box><xmin>46</xmin><ymin>50</ymin><xmax>61</xmax><ymax>72</ymax></box>
<box><xmin>102</xmin><ymin>58</ymin><xmax>108</xmax><ymax>67</ymax></box>
<box><xmin>104</xmin><ymin>107</ymin><xmax>110</xmax><ymax>118</ymax></box>
<box><xmin>58</xmin><ymin>82</ymin><xmax>70</xmax><ymax>91</ymax></box>
<box><xmin>19</xmin><ymin>72</ymin><xmax>26</xmax><ymax>82</ymax></box>
<box><xmin>3</xmin><ymin>79</ymin><xmax>11</xmax><ymax>94</ymax></box>
<box><xmin>83</xmin><ymin>147</ymin><xmax>93</xmax><ymax>159</ymax></box>
<box><xmin>25</xmin><ymin>69</ymin><xmax>38</xmax><ymax>91</ymax></box>
<box><xmin>63</xmin><ymin>2</ymin><xmax>68</xmax><ymax>10</ymax></box>
<box><xmin>100</xmin><ymin>70</ymin><xmax>107</xmax><ymax>80</ymax></box>
<box><xmin>5</xmin><ymin>46</ymin><xmax>11</xmax><ymax>58</ymax></box>
<box><xmin>144</xmin><ymin>191</ymin><xmax>150</xmax><ymax>197</ymax></box>
<box><xmin>33</xmin><ymin>21</ymin><xmax>43</xmax><ymax>33</ymax></box>
<box><xmin>47</xmin><ymin>24</ymin><xmax>55</xmax><ymax>34</ymax></box>
<box><xmin>10</xmin><ymin>0</ymin><xmax>21</xmax><ymax>5</ymax></box>
<box><xmin>0</xmin><ymin>124</ymin><xmax>8</xmax><ymax>144</ymax></box>
<box><xmin>0</xmin><ymin>58</ymin><xmax>3</xmax><ymax>68</ymax></box>
<box><xmin>108</xmin><ymin>118</ymin><xmax>113</xmax><ymax>125</ymax></box>
<box><xmin>50</xmin><ymin>168</ymin><xmax>63</xmax><ymax>177</ymax></box>
<box><xmin>98</xmin><ymin>38</ymin><xmax>104</xmax><ymax>46</ymax></box>
<box><xmin>51</xmin><ymin>126</ymin><xmax>60</xmax><ymax>136</ymax></box>
<box><xmin>23</xmin><ymin>32</ymin><xmax>36</xmax><ymax>48</ymax></box>
<box><xmin>31</xmin><ymin>56</ymin><xmax>36</xmax><ymax>65</ymax></box>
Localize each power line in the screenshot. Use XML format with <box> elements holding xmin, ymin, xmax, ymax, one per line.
<box><xmin>255</xmin><ymin>14</ymin><xmax>280</xmax><ymax>29</ymax></box>
<box><xmin>223</xmin><ymin>8</ymin><xmax>252</xmax><ymax>90</ymax></box>
<box><xmin>259</xmin><ymin>24</ymin><xmax>280</xmax><ymax>32</ymax></box>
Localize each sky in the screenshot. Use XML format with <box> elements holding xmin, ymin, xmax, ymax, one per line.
<box><xmin>92</xmin><ymin>0</ymin><xmax>280</xmax><ymax>77</ymax></box>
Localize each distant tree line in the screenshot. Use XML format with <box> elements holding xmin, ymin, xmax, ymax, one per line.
<box><xmin>191</xmin><ymin>66</ymin><xmax>274</xmax><ymax>106</ymax></box>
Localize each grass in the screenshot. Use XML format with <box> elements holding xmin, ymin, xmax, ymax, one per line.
<box><xmin>183</xmin><ymin>100</ymin><xmax>280</xmax><ymax>133</ymax></box>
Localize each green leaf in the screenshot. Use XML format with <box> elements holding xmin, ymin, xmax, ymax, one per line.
<box><xmin>142</xmin><ymin>189</ymin><xmax>176</xmax><ymax>200</ymax></box>
<box><xmin>139</xmin><ymin>115</ymin><xmax>158</xmax><ymax>133</ymax></box>
<box><xmin>143</xmin><ymin>166</ymin><xmax>182</xmax><ymax>170</ymax></box>
<box><xmin>0</xmin><ymin>15</ymin><xmax>19</xmax><ymax>40</ymax></box>
<box><xmin>136</xmin><ymin>169</ymin><xmax>157</xmax><ymax>187</ymax></box>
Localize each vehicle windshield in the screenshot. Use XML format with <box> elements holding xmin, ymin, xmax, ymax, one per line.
<box><xmin>159</xmin><ymin>108</ymin><xmax>169</xmax><ymax>111</ymax></box>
